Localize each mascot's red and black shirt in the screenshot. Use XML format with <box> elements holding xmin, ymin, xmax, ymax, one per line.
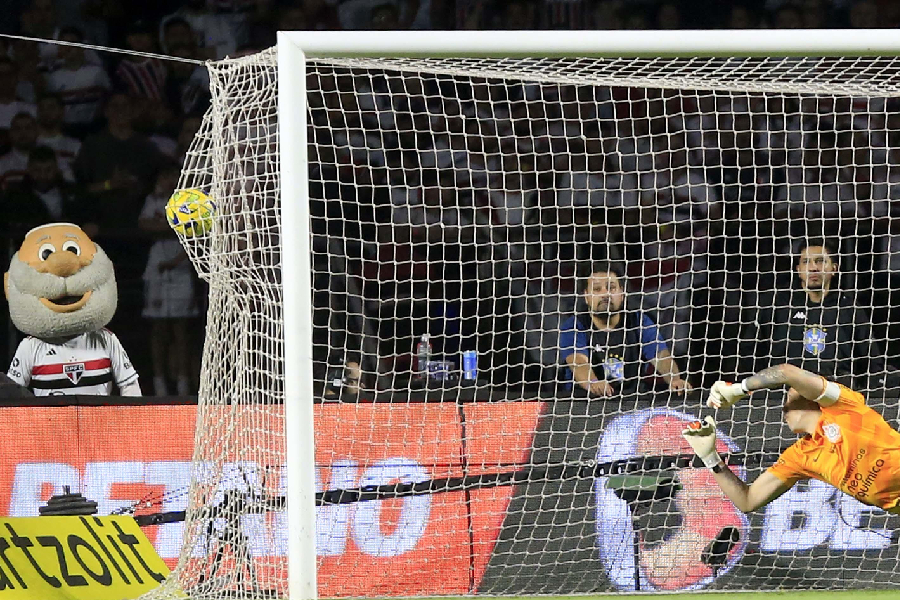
<box><xmin>7</xmin><ymin>328</ymin><xmax>138</xmax><ymax>395</ymax></box>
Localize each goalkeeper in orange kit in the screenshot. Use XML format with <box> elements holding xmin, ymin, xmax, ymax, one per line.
<box><xmin>682</xmin><ymin>363</ymin><xmax>900</xmax><ymax>514</ymax></box>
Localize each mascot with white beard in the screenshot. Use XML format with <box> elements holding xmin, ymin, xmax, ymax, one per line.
<box><xmin>5</xmin><ymin>223</ymin><xmax>141</xmax><ymax>395</ymax></box>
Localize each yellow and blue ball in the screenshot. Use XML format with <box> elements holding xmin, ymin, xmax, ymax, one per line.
<box><xmin>165</xmin><ymin>188</ymin><xmax>216</xmax><ymax>237</ymax></box>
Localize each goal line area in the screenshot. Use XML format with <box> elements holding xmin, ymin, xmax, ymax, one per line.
<box><xmin>413</xmin><ymin>593</ymin><xmax>900</xmax><ymax>600</ymax></box>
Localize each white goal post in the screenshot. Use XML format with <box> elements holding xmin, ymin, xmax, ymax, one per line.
<box><xmin>149</xmin><ymin>28</ymin><xmax>900</xmax><ymax>600</ymax></box>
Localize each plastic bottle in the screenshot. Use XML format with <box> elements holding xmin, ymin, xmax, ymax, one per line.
<box><xmin>416</xmin><ymin>333</ymin><xmax>432</xmax><ymax>379</ymax></box>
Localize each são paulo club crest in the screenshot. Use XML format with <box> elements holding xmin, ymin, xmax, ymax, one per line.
<box><xmin>63</xmin><ymin>363</ymin><xmax>85</xmax><ymax>384</ymax></box>
<box><xmin>803</xmin><ymin>327</ymin><xmax>827</xmax><ymax>356</ymax></box>
<box><xmin>602</xmin><ymin>355</ymin><xmax>625</xmax><ymax>381</ymax></box>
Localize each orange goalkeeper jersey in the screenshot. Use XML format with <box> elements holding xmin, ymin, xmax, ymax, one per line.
<box><xmin>767</xmin><ymin>383</ymin><xmax>900</xmax><ymax>512</ymax></box>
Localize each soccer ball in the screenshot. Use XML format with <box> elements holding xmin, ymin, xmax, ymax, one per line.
<box><xmin>165</xmin><ymin>188</ymin><xmax>216</xmax><ymax>237</ymax></box>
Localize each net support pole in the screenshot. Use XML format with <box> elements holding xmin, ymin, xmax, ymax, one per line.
<box><xmin>277</xmin><ymin>32</ymin><xmax>318</xmax><ymax>600</ymax></box>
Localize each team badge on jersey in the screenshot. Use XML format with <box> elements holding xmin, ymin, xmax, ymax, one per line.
<box><xmin>64</xmin><ymin>363</ymin><xmax>85</xmax><ymax>384</ymax></box>
<box><xmin>602</xmin><ymin>356</ymin><xmax>625</xmax><ymax>381</ymax></box>
<box><xmin>823</xmin><ymin>422</ymin><xmax>842</xmax><ymax>443</ymax></box>
<box><xmin>803</xmin><ymin>327</ymin><xmax>827</xmax><ymax>356</ymax></box>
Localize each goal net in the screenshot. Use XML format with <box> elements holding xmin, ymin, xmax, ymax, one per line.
<box><xmin>146</xmin><ymin>38</ymin><xmax>900</xmax><ymax>598</ymax></box>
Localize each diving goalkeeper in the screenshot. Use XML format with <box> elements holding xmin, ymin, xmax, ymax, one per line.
<box><xmin>682</xmin><ymin>363</ymin><xmax>900</xmax><ymax>514</ymax></box>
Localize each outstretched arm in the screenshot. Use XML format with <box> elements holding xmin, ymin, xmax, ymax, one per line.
<box><xmin>743</xmin><ymin>363</ymin><xmax>835</xmax><ymax>405</ymax></box>
<box><xmin>708</xmin><ymin>363</ymin><xmax>838</xmax><ymax>409</ymax></box>
<box><xmin>682</xmin><ymin>416</ymin><xmax>796</xmax><ymax>513</ymax></box>
<box><xmin>712</xmin><ymin>468</ymin><xmax>795</xmax><ymax>513</ymax></box>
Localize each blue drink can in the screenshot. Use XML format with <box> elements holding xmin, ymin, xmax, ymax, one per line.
<box><xmin>462</xmin><ymin>351</ymin><xmax>478</xmax><ymax>381</ymax></box>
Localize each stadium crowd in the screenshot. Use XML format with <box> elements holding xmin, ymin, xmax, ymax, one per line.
<box><xmin>2</xmin><ymin>0</ymin><xmax>900</xmax><ymax>397</ymax></box>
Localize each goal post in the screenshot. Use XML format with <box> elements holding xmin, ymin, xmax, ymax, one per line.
<box><xmin>277</xmin><ymin>33</ymin><xmax>318</xmax><ymax>600</ymax></box>
<box><xmin>148</xmin><ymin>29</ymin><xmax>900</xmax><ymax>599</ymax></box>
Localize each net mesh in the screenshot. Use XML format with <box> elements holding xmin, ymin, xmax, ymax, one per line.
<box><xmin>142</xmin><ymin>47</ymin><xmax>900</xmax><ymax>598</ymax></box>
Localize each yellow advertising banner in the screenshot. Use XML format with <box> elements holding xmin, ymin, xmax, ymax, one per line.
<box><xmin>0</xmin><ymin>516</ymin><xmax>170</xmax><ymax>599</ymax></box>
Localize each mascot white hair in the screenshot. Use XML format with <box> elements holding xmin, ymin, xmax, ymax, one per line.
<box><xmin>5</xmin><ymin>223</ymin><xmax>141</xmax><ymax>396</ymax></box>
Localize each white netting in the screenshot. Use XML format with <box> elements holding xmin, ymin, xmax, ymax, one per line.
<box><xmin>143</xmin><ymin>47</ymin><xmax>900</xmax><ymax>598</ymax></box>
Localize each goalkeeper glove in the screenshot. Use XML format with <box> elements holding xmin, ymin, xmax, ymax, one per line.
<box><xmin>681</xmin><ymin>415</ymin><xmax>722</xmax><ymax>469</ymax></box>
<box><xmin>706</xmin><ymin>380</ymin><xmax>748</xmax><ymax>410</ymax></box>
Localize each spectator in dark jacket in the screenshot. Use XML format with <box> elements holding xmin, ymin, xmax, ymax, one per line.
<box><xmin>1</xmin><ymin>145</ymin><xmax>81</xmax><ymax>239</ymax></box>
<box><xmin>736</xmin><ymin>237</ymin><xmax>887</xmax><ymax>389</ymax></box>
<box><xmin>558</xmin><ymin>261</ymin><xmax>692</xmax><ymax>397</ymax></box>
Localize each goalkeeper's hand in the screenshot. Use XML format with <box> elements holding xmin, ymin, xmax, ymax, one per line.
<box><xmin>681</xmin><ymin>415</ymin><xmax>722</xmax><ymax>469</ymax></box>
<box><xmin>706</xmin><ymin>381</ymin><xmax>748</xmax><ymax>410</ymax></box>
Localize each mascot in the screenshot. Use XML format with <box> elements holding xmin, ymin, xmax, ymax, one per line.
<box><xmin>5</xmin><ymin>223</ymin><xmax>141</xmax><ymax>395</ymax></box>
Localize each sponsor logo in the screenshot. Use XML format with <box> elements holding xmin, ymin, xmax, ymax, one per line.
<box><xmin>793</xmin><ymin>311</ymin><xmax>806</xmax><ymax>320</ymax></box>
<box><xmin>0</xmin><ymin>403</ymin><xmax>544</xmax><ymax>597</ymax></box>
<box><xmin>595</xmin><ymin>409</ymin><xmax>749</xmax><ymax>592</ymax></box>
<box><xmin>46</xmin><ymin>349</ymin><xmax>56</xmax><ymax>356</ymax></box>
<box><xmin>762</xmin><ymin>480</ymin><xmax>891</xmax><ymax>551</ymax></box>
<box><xmin>0</xmin><ymin>516</ymin><xmax>167</xmax><ymax>598</ymax></box>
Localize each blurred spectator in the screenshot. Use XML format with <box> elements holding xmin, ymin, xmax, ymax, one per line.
<box><xmin>74</xmin><ymin>92</ymin><xmax>164</xmax><ymax>233</ymax></box>
<box><xmin>499</xmin><ymin>0</ymin><xmax>538</xmax><ymax>29</ymax></box>
<box><xmin>774</xmin><ymin>141</ymin><xmax>859</xmax><ymax>220</ymax></box>
<box><xmin>174</xmin><ymin>115</ymin><xmax>202</xmax><ymax>163</ymax></box>
<box><xmin>555</xmin><ymin>152</ymin><xmax>639</xmax><ymax>213</ymax></box>
<box><xmin>160</xmin><ymin>0</ymin><xmax>238</xmax><ymax>60</ymax></box>
<box><xmin>161</xmin><ymin>20</ymin><xmax>212</xmax><ymax>118</ymax></box>
<box><xmin>45</xmin><ymin>26</ymin><xmax>111</xmax><ymax>138</ymax></box>
<box><xmin>138</xmin><ymin>165</ymin><xmax>198</xmax><ymax>396</ymax></box>
<box><xmin>304</xmin><ymin>0</ymin><xmax>343</xmax><ymax>29</ymax></box>
<box><xmin>773</xmin><ymin>4</ymin><xmax>803</xmax><ymax>29</ymax></box>
<box><xmin>639</xmin><ymin>148</ymin><xmax>720</xmax><ymax>226</ymax></box>
<box><xmin>849</xmin><ymin>0</ymin><xmax>879</xmax><ymax>28</ymax></box>
<box><xmin>627</xmin><ymin>219</ymin><xmax>706</xmax><ymax>359</ymax></box>
<box><xmin>0</xmin><ymin>57</ymin><xmax>37</xmax><ymax>130</ymax></box>
<box><xmin>54</xmin><ymin>0</ymin><xmax>124</xmax><ymax>47</ymax></box>
<box><xmin>161</xmin><ymin>17</ymin><xmax>196</xmax><ymax>54</ymax></box>
<box><xmin>591</xmin><ymin>0</ymin><xmax>624</xmax><ymax>29</ymax></box>
<box><xmin>369</xmin><ymin>3</ymin><xmax>404</xmax><ymax>28</ymax></box>
<box><xmin>558</xmin><ymin>261</ymin><xmax>691</xmax><ymax>397</ymax></box>
<box><xmin>622</xmin><ymin>8</ymin><xmax>649</xmax><ymax>29</ymax></box>
<box><xmin>211</xmin><ymin>0</ymin><xmax>275</xmax><ymax>49</ymax></box>
<box><xmin>116</xmin><ymin>19</ymin><xmax>176</xmax><ymax>141</ymax></box>
<box><xmin>801</xmin><ymin>0</ymin><xmax>830</xmax><ymax>28</ymax></box>
<box><xmin>7</xmin><ymin>39</ymin><xmax>44</xmax><ymax>103</ymax></box>
<box><xmin>735</xmin><ymin>237</ymin><xmax>886</xmax><ymax>389</ymax></box>
<box><xmin>0</xmin><ymin>112</ymin><xmax>39</xmax><ymax>190</ymax></box>
<box><xmin>276</xmin><ymin>4</ymin><xmax>309</xmax><ymax>31</ymax></box>
<box><xmin>543</xmin><ymin>0</ymin><xmax>588</xmax><ymax>29</ymax></box>
<box><xmin>35</xmin><ymin>94</ymin><xmax>80</xmax><ymax>182</ymax></box>
<box><xmin>727</xmin><ymin>4</ymin><xmax>759</xmax><ymax>28</ymax></box>
<box><xmin>115</xmin><ymin>20</ymin><xmax>167</xmax><ymax>102</ymax></box>
<box><xmin>458</xmin><ymin>0</ymin><xmax>486</xmax><ymax>29</ymax></box>
<box><xmin>629</xmin><ymin>148</ymin><xmax>717</xmax><ymax>357</ymax></box>
<box><xmin>0</xmin><ymin>145</ymin><xmax>80</xmax><ymax>234</ymax></box>
<box><xmin>655</xmin><ymin>2</ymin><xmax>681</xmax><ymax>29</ymax></box>
<box><xmin>339</xmin><ymin>0</ymin><xmax>429</xmax><ymax>29</ymax></box>
<box><xmin>19</xmin><ymin>0</ymin><xmax>61</xmax><ymax>70</ymax></box>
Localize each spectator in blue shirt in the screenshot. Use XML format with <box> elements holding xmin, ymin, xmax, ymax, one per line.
<box><xmin>559</xmin><ymin>261</ymin><xmax>692</xmax><ymax>397</ymax></box>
